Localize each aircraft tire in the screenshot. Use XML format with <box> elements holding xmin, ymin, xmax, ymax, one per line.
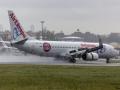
<box><xmin>106</xmin><ymin>58</ymin><xmax>110</xmax><ymax>63</ymax></box>
<box><xmin>69</xmin><ymin>58</ymin><xmax>76</xmax><ymax>63</ymax></box>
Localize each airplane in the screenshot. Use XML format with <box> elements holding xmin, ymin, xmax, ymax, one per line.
<box><xmin>8</xmin><ymin>10</ymin><xmax>119</xmax><ymax>63</ymax></box>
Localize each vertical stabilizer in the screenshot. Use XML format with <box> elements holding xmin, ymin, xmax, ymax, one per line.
<box><xmin>8</xmin><ymin>10</ymin><xmax>28</xmax><ymax>43</ymax></box>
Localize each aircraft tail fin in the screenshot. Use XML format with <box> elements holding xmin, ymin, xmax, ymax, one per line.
<box><xmin>8</xmin><ymin>10</ymin><xmax>28</xmax><ymax>43</ymax></box>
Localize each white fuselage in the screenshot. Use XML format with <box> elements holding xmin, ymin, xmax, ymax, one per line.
<box><xmin>14</xmin><ymin>39</ymin><xmax>119</xmax><ymax>59</ymax></box>
<box><xmin>8</xmin><ymin>10</ymin><xmax>119</xmax><ymax>62</ymax></box>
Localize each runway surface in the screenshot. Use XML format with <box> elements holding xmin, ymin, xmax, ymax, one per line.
<box><xmin>0</xmin><ymin>54</ymin><xmax>120</xmax><ymax>66</ymax></box>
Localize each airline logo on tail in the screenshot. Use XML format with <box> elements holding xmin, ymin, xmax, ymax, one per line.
<box><xmin>13</xmin><ymin>27</ymin><xmax>21</xmax><ymax>39</ymax></box>
<box><xmin>9</xmin><ymin>12</ymin><xmax>26</xmax><ymax>39</ymax></box>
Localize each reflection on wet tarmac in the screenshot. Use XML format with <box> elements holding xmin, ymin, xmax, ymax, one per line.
<box><xmin>0</xmin><ymin>53</ymin><xmax>119</xmax><ymax>66</ymax></box>
<box><xmin>0</xmin><ymin>53</ymin><xmax>70</xmax><ymax>64</ymax></box>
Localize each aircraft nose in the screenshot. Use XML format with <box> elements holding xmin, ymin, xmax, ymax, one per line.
<box><xmin>114</xmin><ymin>49</ymin><xmax>119</xmax><ymax>56</ymax></box>
<box><xmin>117</xmin><ymin>50</ymin><xmax>120</xmax><ymax>56</ymax></box>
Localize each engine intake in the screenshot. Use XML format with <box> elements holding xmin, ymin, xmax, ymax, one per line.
<box><xmin>82</xmin><ymin>52</ymin><xmax>99</xmax><ymax>61</ymax></box>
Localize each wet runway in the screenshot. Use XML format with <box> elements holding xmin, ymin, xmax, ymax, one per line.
<box><xmin>0</xmin><ymin>54</ymin><xmax>67</xmax><ymax>64</ymax></box>
<box><xmin>0</xmin><ymin>54</ymin><xmax>120</xmax><ymax>66</ymax></box>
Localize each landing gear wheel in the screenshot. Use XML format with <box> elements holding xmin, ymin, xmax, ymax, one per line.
<box><xmin>106</xmin><ymin>58</ymin><xmax>110</xmax><ymax>63</ymax></box>
<box><xmin>69</xmin><ymin>58</ymin><xmax>76</xmax><ymax>63</ymax></box>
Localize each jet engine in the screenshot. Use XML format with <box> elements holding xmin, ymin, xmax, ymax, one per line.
<box><xmin>82</xmin><ymin>52</ymin><xmax>99</xmax><ymax>61</ymax></box>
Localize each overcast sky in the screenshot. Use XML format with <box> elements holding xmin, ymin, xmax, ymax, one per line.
<box><xmin>0</xmin><ymin>0</ymin><xmax>120</xmax><ymax>34</ymax></box>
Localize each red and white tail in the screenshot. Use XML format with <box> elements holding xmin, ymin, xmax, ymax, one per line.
<box><xmin>8</xmin><ymin>10</ymin><xmax>28</xmax><ymax>43</ymax></box>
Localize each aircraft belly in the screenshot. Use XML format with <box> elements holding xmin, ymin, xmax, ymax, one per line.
<box><xmin>40</xmin><ymin>48</ymin><xmax>66</xmax><ymax>57</ymax></box>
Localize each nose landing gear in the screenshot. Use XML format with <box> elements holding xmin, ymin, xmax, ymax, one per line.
<box><xmin>106</xmin><ymin>58</ymin><xmax>110</xmax><ymax>63</ymax></box>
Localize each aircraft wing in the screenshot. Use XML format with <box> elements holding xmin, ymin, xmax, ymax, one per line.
<box><xmin>69</xmin><ymin>38</ymin><xmax>103</xmax><ymax>58</ymax></box>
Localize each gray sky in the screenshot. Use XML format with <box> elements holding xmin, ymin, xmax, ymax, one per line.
<box><xmin>0</xmin><ymin>0</ymin><xmax>120</xmax><ymax>34</ymax></box>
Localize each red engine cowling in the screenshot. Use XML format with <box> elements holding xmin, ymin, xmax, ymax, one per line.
<box><xmin>82</xmin><ymin>53</ymin><xmax>99</xmax><ymax>61</ymax></box>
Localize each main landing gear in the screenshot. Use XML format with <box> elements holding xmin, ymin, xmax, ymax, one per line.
<box><xmin>106</xmin><ymin>58</ymin><xmax>110</xmax><ymax>63</ymax></box>
<box><xmin>69</xmin><ymin>58</ymin><xmax>76</xmax><ymax>63</ymax></box>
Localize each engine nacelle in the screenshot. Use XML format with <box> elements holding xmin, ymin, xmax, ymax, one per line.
<box><xmin>82</xmin><ymin>52</ymin><xmax>99</xmax><ymax>61</ymax></box>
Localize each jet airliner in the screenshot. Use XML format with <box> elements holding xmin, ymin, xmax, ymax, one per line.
<box><xmin>8</xmin><ymin>10</ymin><xmax>119</xmax><ymax>63</ymax></box>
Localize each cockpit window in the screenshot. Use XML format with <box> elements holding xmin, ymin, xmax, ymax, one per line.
<box><xmin>97</xmin><ymin>45</ymin><xmax>106</xmax><ymax>53</ymax></box>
